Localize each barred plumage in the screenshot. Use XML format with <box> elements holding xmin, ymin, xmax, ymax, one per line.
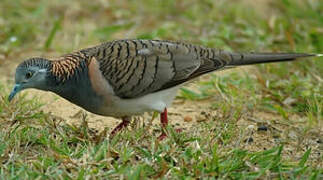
<box><xmin>50</xmin><ymin>52</ymin><xmax>88</xmax><ymax>83</ymax></box>
<box><xmin>18</xmin><ymin>57</ymin><xmax>50</xmax><ymax>69</ymax></box>
<box><xmin>38</xmin><ymin>39</ymin><xmax>316</xmax><ymax>97</ymax></box>
<box><xmin>85</xmin><ymin>40</ymin><xmax>314</xmax><ymax>98</ymax></box>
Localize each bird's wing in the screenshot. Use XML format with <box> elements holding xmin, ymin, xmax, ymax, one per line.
<box><xmin>94</xmin><ymin>40</ymin><xmax>227</xmax><ymax>98</ymax></box>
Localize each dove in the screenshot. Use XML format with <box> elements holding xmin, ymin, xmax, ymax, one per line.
<box><xmin>8</xmin><ymin>39</ymin><xmax>320</xmax><ymax>139</ymax></box>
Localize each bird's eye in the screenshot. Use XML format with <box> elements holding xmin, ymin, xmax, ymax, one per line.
<box><xmin>25</xmin><ymin>72</ymin><xmax>33</xmax><ymax>79</ymax></box>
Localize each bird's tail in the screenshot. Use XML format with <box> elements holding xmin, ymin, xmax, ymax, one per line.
<box><xmin>227</xmin><ymin>52</ymin><xmax>321</xmax><ymax>66</ymax></box>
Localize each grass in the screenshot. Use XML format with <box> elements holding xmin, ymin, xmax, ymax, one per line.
<box><xmin>0</xmin><ymin>0</ymin><xmax>322</xmax><ymax>179</ymax></box>
<box><xmin>0</xmin><ymin>94</ymin><xmax>321</xmax><ymax>179</ymax></box>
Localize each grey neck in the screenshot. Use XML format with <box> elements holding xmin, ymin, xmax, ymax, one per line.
<box><xmin>46</xmin><ymin>67</ymin><xmax>103</xmax><ymax>114</ymax></box>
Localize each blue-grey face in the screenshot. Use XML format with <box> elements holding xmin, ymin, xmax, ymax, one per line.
<box><xmin>8</xmin><ymin>59</ymin><xmax>49</xmax><ymax>102</ymax></box>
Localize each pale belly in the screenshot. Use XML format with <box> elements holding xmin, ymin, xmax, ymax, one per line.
<box><xmin>97</xmin><ymin>86</ymin><xmax>180</xmax><ymax>117</ymax></box>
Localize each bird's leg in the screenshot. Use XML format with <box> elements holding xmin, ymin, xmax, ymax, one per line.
<box><xmin>158</xmin><ymin>108</ymin><xmax>168</xmax><ymax>140</ymax></box>
<box><xmin>110</xmin><ymin>116</ymin><xmax>131</xmax><ymax>137</ymax></box>
<box><xmin>157</xmin><ymin>108</ymin><xmax>183</xmax><ymax>140</ymax></box>
<box><xmin>160</xmin><ymin>108</ymin><xmax>168</xmax><ymax>128</ymax></box>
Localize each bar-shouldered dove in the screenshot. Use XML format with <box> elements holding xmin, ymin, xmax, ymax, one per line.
<box><xmin>8</xmin><ymin>39</ymin><xmax>321</xmax><ymax>139</ymax></box>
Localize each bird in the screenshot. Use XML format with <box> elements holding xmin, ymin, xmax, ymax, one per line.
<box><xmin>8</xmin><ymin>39</ymin><xmax>321</xmax><ymax>139</ymax></box>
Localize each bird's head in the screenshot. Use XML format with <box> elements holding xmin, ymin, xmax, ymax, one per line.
<box><xmin>8</xmin><ymin>57</ymin><xmax>51</xmax><ymax>102</ymax></box>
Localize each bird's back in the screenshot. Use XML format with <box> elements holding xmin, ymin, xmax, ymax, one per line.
<box><xmin>78</xmin><ymin>39</ymin><xmax>227</xmax><ymax>99</ymax></box>
<box><xmin>52</xmin><ymin>39</ymin><xmax>315</xmax><ymax>101</ymax></box>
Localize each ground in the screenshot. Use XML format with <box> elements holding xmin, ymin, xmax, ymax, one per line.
<box><xmin>0</xmin><ymin>0</ymin><xmax>322</xmax><ymax>179</ymax></box>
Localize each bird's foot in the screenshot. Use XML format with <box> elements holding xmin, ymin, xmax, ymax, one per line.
<box><xmin>174</xmin><ymin>128</ymin><xmax>183</xmax><ymax>133</ymax></box>
<box><xmin>110</xmin><ymin>116</ymin><xmax>131</xmax><ymax>138</ymax></box>
<box><xmin>157</xmin><ymin>132</ymin><xmax>167</xmax><ymax>141</ymax></box>
<box><xmin>157</xmin><ymin>108</ymin><xmax>183</xmax><ymax>140</ymax></box>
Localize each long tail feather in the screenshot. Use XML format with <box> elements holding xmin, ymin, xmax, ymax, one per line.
<box><xmin>227</xmin><ymin>52</ymin><xmax>319</xmax><ymax>66</ymax></box>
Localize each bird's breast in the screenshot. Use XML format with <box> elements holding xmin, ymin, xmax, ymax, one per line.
<box><xmin>88</xmin><ymin>57</ymin><xmax>116</xmax><ymax>103</ymax></box>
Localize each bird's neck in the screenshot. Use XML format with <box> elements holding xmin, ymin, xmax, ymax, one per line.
<box><xmin>45</xmin><ymin>57</ymin><xmax>103</xmax><ymax>112</ymax></box>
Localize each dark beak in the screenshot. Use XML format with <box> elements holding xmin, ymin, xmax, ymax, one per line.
<box><xmin>8</xmin><ymin>84</ymin><xmax>22</xmax><ymax>102</ymax></box>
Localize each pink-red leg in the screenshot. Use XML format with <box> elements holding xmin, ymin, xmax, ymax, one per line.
<box><xmin>110</xmin><ymin>116</ymin><xmax>131</xmax><ymax>137</ymax></box>
<box><xmin>158</xmin><ymin>108</ymin><xmax>183</xmax><ymax>140</ymax></box>
<box><xmin>158</xmin><ymin>108</ymin><xmax>168</xmax><ymax>140</ymax></box>
<box><xmin>160</xmin><ymin>108</ymin><xmax>168</xmax><ymax>128</ymax></box>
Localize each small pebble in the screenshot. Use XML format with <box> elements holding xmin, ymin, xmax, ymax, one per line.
<box><xmin>288</xmin><ymin>131</ymin><xmax>297</xmax><ymax>140</ymax></box>
<box><xmin>196</xmin><ymin>114</ymin><xmax>207</xmax><ymax>122</ymax></box>
<box><xmin>247</xmin><ymin>125</ymin><xmax>256</xmax><ymax>131</ymax></box>
<box><xmin>257</xmin><ymin>125</ymin><xmax>268</xmax><ymax>131</ymax></box>
<box><xmin>184</xmin><ymin>116</ymin><xmax>193</xmax><ymax>122</ymax></box>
